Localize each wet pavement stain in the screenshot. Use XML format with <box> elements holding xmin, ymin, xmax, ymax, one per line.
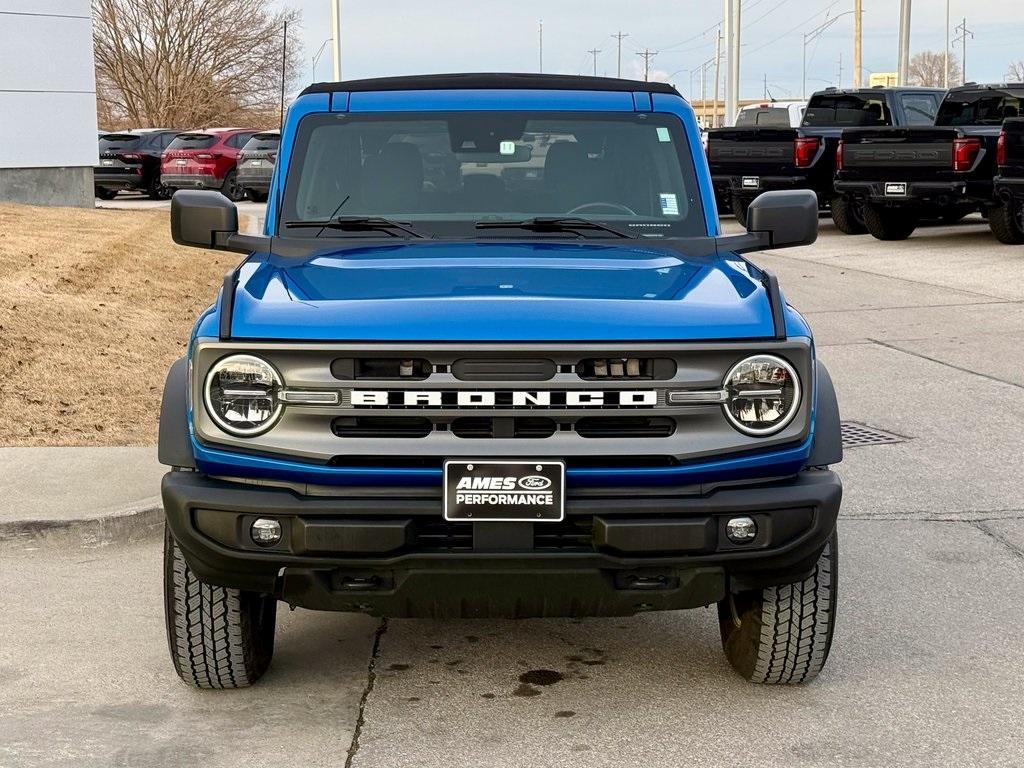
<box><xmin>513</xmin><ymin>683</ymin><xmax>542</xmax><ymax>697</ymax></box>
<box><xmin>465</xmin><ymin>635</ymin><xmax>480</xmax><ymax>643</ymax></box>
<box><xmin>554</xmin><ymin>710</ymin><xmax>576</xmax><ymax>718</ymax></box>
<box><xmin>388</xmin><ymin>663</ymin><xmax>411</xmax><ymax>671</ymax></box>
<box><xmin>481</xmin><ymin>693</ymin><xmax>496</xmax><ymax>699</ymax></box>
<box><xmin>519</xmin><ymin>669</ymin><xmax>564</xmax><ymax>686</ymax></box>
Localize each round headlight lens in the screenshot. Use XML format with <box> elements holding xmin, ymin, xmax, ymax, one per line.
<box><xmin>723</xmin><ymin>355</ymin><xmax>801</xmax><ymax>436</ymax></box>
<box><xmin>204</xmin><ymin>354</ymin><xmax>283</xmax><ymax>436</ymax></box>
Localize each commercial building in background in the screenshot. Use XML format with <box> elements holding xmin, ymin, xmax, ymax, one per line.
<box><xmin>0</xmin><ymin>1</ymin><xmax>98</xmax><ymax>207</ymax></box>
<box><xmin>870</xmin><ymin>72</ymin><xmax>899</xmax><ymax>88</ymax></box>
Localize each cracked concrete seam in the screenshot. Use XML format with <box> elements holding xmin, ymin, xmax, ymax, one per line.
<box><xmin>971</xmin><ymin>521</ymin><xmax>1024</xmax><ymax>562</ymax></box>
<box><xmin>345</xmin><ymin>618</ymin><xmax>389</xmax><ymax>768</ymax></box>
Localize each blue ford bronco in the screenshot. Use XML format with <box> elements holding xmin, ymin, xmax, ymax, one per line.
<box><xmin>160</xmin><ymin>74</ymin><xmax>843</xmax><ymax>688</ymax></box>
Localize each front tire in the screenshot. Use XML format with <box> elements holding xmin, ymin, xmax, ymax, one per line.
<box><xmin>718</xmin><ymin>531</ymin><xmax>838</xmax><ymax>684</ymax></box>
<box><xmin>164</xmin><ymin>524</ymin><xmax>276</xmax><ymax>689</ymax></box>
<box><xmin>989</xmin><ymin>200</ymin><xmax>1024</xmax><ymax>245</ymax></box>
<box><xmin>830</xmin><ymin>195</ymin><xmax>867</xmax><ymax>234</ymax></box>
<box><xmin>863</xmin><ymin>203</ymin><xmax>917</xmax><ymax>241</ymax></box>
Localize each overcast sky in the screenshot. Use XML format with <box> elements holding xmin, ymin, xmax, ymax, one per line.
<box><xmin>280</xmin><ymin>0</ymin><xmax>1021</xmax><ymax>99</ymax></box>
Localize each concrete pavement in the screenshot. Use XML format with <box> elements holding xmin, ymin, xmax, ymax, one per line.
<box><xmin>3</xmin><ymin>214</ymin><xmax>1024</xmax><ymax>767</ymax></box>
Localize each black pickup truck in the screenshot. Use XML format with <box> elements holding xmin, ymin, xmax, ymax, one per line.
<box><xmin>991</xmin><ymin>117</ymin><xmax>1024</xmax><ymax>243</ymax></box>
<box><xmin>834</xmin><ymin>83</ymin><xmax>1024</xmax><ymax>241</ymax></box>
<box><xmin>708</xmin><ymin>87</ymin><xmax>944</xmax><ymax>232</ymax></box>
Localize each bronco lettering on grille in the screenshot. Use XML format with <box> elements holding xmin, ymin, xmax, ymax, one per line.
<box><xmin>349</xmin><ymin>389</ymin><xmax>659</xmax><ymax>408</ymax></box>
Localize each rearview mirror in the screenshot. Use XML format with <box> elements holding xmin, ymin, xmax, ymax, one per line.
<box><xmin>170</xmin><ymin>190</ymin><xmax>238</xmax><ymax>249</ymax></box>
<box><xmin>718</xmin><ymin>190</ymin><xmax>818</xmax><ymax>253</ymax></box>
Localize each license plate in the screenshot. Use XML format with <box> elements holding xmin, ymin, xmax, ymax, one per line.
<box><xmin>741</xmin><ymin>176</ymin><xmax>760</xmax><ymax>190</ymax></box>
<box><xmin>248</xmin><ymin>159</ymin><xmax>264</xmax><ymax>167</ymax></box>
<box><xmin>444</xmin><ymin>460</ymin><xmax>565</xmax><ymax>522</ymax></box>
<box><xmin>884</xmin><ymin>182</ymin><xmax>907</xmax><ymax>196</ymax></box>
<box><xmin>176</xmin><ymin>159</ymin><xmax>187</xmax><ymax>166</ymax></box>
<box><xmin>101</xmin><ymin>159</ymin><xmax>114</xmax><ymax>166</ymax></box>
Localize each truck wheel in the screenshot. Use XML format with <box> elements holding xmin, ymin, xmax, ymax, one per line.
<box><xmin>164</xmin><ymin>524</ymin><xmax>277</xmax><ymax>689</ymax></box>
<box><xmin>95</xmin><ymin>188</ymin><xmax>117</xmax><ymax>200</ymax></box>
<box><xmin>718</xmin><ymin>531</ymin><xmax>837</xmax><ymax>684</ymax></box>
<box><xmin>863</xmin><ymin>204</ymin><xmax>917</xmax><ymax>241</ymax></box>
<box><xmin>220</xmin><ymin>170</ymin><xmax>246</xmax><ymax>202</ymax></box>
<box><xmin>988</xmin><ymin>201</ymin><xmax>1024</xmax><ymax>245</ymax></box>
<box><xmin>731</xmin><ymin>194</ymin><xmax>750</xmax><ymax>227</ymax></box>
<box><xmin>830</xmin><ymin>196</ymin><xmax>866</xmax><ymax>235</ymax></box>
<box><xmin>148</xmin><ymin>175</ymin><xmax>171</xmax><ymax>200</ymax></box>
<box><xmin>246</xmin><ymin>189</ymin><xmax>269</xmax><ymax>203</ymax></box>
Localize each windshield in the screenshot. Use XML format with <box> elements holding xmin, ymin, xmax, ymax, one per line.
<box><xmin>936</xmin><ymin>89</ymin><xmax>1024</xmax><ymax>126</ymax></box>
<box><xmin>167</xmin><ymin>134</ymin><xmax>216</xmax><ymax>150</ymax></box>
<box><xmin>735</xmin><ymin>108</ymin><xmax>793</xmax><ymax>127</ymax></box>
<box><xmin>281</xmin><ymin>111</ymin><xmax>705</xmax><ymax>238</ymax></box>
<box><xmin>802</xmin><ymin>94</ymin><xmax>891</xmax><ymax>126</ymax></box>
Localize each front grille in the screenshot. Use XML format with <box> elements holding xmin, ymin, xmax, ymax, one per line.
<box><xmin>575</xmin><ymin>416</ymin><xmax>675</xmax><ymax>439</ymax></box>
<box><xmin>533</xmin><ymin>518</ymin><xmax>595</xmax><ymax>551</ymax></box>
<box><xmin>333</xmin><ymin>416</ymin><xmax>432</xmax><ymax>438</ymax></box>
<box><xmin>450</xmin><ymin>417</ymin><xmax>557</xmax><ymax>439</ymax></box>
<box><xmin>412</xmin><ymin>520</ymin><xmax>473</xmax><ymax>552</ymax></box>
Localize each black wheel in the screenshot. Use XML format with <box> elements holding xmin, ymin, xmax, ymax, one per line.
<box><xmin>939</xmin><ymin>206</ymin><xmax>972</xmax><ymax>224</ymax></box>
<box><xmin>164</xmin><ymin>524</ymin><xmax>276</xmax><ymax>689</ymax></box>
<box><xmin>719</xmin><ymin>531</ymin><xmax>838</xmax><ymax>684</ymax></box>
<box><xmin>220</xmin><ymin>169</ymin><xmax>246</xmax><ymax>202</ymax></box>
<box><xmin>863</xmin><ymin>203</ymin><xmax>917</xmax><ymax>241</ymax></box>
<box><xmin>731</xmin><ymin>194</ymin><xmax>751</xmax><ymax>227</ymax></box>
<box><xmin>147</xmin><ymin>175</ymin><xmax>171</xmax><ymax>200</ymax></box>
<box><xmin>988</xmin><ymin>200</ymin><xmax>1024</xmax><ymax>245</ymax></box>
<box><xmin>246</xmin><ymin>189</ymin><xmax>269</xmax><ymax>203</ymax></box>
<box><xmin>95</xmin><ymin>188</ymin><xmax>117</xmax><ymax>200</ymax></box>
<box><xmin>830</xmin><ymin>195</ymin><xmax>867</xmax><ymax>235</ymax></box>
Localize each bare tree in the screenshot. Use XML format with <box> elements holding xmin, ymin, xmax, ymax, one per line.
<box><xmin>93</xmin><ymin>0</ymin><xmax>303</xmax><ymax>130</ymax></box>
<box><xmin>908</xmin><ymin>50</ymin><xmax>962</xmax><ymax>88</ymax></box>
<box><xmin>1008</xmin><ymin>61</ymin><xmax>1024</xmax><ymax>83</ymax></box>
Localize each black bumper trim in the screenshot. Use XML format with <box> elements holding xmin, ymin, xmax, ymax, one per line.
<box><xmin>834</xmin><ymin>179</ymin><xmax>971</xmax><ymax>204</ymax></box>
<box><xmin>162</xmin><ymin>469</ymin><xmax>842</xmax><ymax>615</ymax></box>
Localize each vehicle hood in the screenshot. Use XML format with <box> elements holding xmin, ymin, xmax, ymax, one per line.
<box><xmin>228</xmin><ymin>241</ymin><xmax>778</xmax><ymax>342</ymax></box>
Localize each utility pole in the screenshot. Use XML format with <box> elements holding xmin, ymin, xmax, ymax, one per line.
<box><xmin>943</xmin><ymin>0</ymin><xmax>950</xmax><ymax>87</ymax></box>
<box><xmin>637</xmin><ymin>49</ymin><xmax>658</xmax><ymax>82</ymax></box>
<box><xmin>280</xmin><ymin>20</ymin><xmax>288</xmax><ymax>130</ymax></box>
<box><xmin>613</xmin><ymin>31</ymin><xmax>629</xmax><ymax>78</ymax></box>
<box><xmin>588</xmin><ymin>48</ymin><xmax>602</xmax><ymax>77</ymax></box>
<box><xmin>713</xmin><ymin>31</ymin><xmax>722</xmax><ymax>128</ymax></box>
<box><xmin>897</xmin><ymin>0</ymin><xmax>912</xmax><ymax>86</ymax></box>
<box><xmin>853</xmin><ymin>0</ymin><xmax>863</xmax><ymax>87</ymax></box>
<box><xmin>763</xmin><ymin>73</ymin><xmax>768</xmax><ymax>100</ymax></box>
<box><xmin>953</xmin><ymin>17</ymin><xmax>973</xmax><ymax>84</ymax></box>
<box><xmin>836</xmin><ymin>53</ymin><xmax>843</xmax><ymax>88</ymax></box>
<box><xmin>330</xmin><ymin>0</ymin><xmax>342</xmax><ymax>81</ymax></box>
<box><xmin>724</xmin><ymin>0</ymin><xmax>741</xmax><ymax>127</ymax></box>
<box><xmin>539</xmin><ymin>20</ymin><xmax>543</xmax><ymax>73</ymax></box>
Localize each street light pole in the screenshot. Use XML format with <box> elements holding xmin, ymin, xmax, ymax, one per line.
<box><xmin>897</xmin><ymin>0</ymin><xmax>912</xmax><ymax>86</ymax></box>
<box><xmin>311</xmin><ymin>38</ymin><xmax>332</xmax><ymax>83</ymax></box>
<box><xmin>330</xmin><ymin>0</ymin><xmax>342</xmax><ymax>81</ymax></box>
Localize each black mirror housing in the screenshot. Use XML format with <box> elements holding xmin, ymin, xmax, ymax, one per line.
<box><xmin>170</xmin><ymin>190</ymin><xmax>239</xmax><ymax>249</ymax></box>
<box><xmin>747</xmin><ymin>190</ymin><xmax>818</xmax><ymax>248</ymax></box>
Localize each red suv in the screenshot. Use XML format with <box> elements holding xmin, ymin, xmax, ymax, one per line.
<box><xmin>160</xmin><ymin>128</ymin><xmax>260</xmax><ymax>201</ymax></box>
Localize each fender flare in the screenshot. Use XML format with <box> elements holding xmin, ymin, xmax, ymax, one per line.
<box><xmin>808</xmin><ymin>360</ymin><xmax>843</xmax><ymax>467</ymax></box>
<box><xmin>158</xmin><ymin>357</ymin><xmax>196</xmax><ymax>469</ymax></box>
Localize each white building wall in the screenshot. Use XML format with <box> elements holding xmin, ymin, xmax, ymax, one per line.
<box><xmin>0</xmin><ymin>1</ymin><xmax>98</xmax><ymax>205</ymax></box>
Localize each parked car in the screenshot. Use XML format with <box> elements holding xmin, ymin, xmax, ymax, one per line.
<box><xmin>735</xmin><ymin>101</ymin><xmax>806</xmax><ymax>128</ymax></box>
<box><xmin>834</xmin><ymin>83</ymin><xmax>1024</xmax><ymax>240</ymax></box>
<box><xmin>708</xmin><ymin>86</ymin><xmax>945</xmax><ymax>231</ymax></box>
<box><xmin>95</xmin><ymin>129</ymin><xmax>181</xmax><ymax>200</ymax></box>
<box><xmin>991</xmin><ymin>117</ymin><xmax>1024</xmax><ymax>243</ymax></box>
<box><xmin>160</xmin><ymin>128</ymin><xmax>259</xmax><ymax>202</ymax></box>
<box><xmin>161</xmin><ymin>73</ymin><xmax>843</xmax><ymax>689</ymax></box>
<box><xmin>236</xmin><ymin>131</ymin><xmax>280</xmax><ymax>202</ymax></box>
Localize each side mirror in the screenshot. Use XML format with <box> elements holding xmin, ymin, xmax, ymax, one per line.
<box><xmin>170</xmin><ymin>190</ymin><xmax>238</xmax><ymax>249</ymax></box>
<box><xmin>719</xmin><ymin>190</ymin><xmax>818</xmax><ymax>253</ymax></box>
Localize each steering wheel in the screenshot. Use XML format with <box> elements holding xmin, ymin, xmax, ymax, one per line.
<box><xmin>567</xmin><ymin>202</ymin><xmax>637</xmax><ymax>216</ymax></box>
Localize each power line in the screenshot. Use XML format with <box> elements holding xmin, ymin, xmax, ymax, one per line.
<box><xmin>746</xmin><ymin>0</ymin><xmax>843</xmax><ymax>56</ymax></box>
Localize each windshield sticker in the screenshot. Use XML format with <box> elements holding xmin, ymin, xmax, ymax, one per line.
<box><xmin>659</xmin><ymin>193</ymin><xmax>679</xmax><ymax>216</ymax></box>
<box><xmin>499</xmin><ymin>140</ymin><xmax>516</xmax><ymax>155</ymax></box>
<box><xmin>656</xmin><ymin>126</ymin><xmax>671</xmax><ymax>142</ymax></box>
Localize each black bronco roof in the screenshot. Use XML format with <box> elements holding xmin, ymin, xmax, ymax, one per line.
<box><xmin>299</xmin><ymin>73</ymin><xmax>681</xmax><ymax>97</ymax></box>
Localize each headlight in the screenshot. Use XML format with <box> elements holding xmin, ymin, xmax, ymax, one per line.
<box><xmin>723</xmin><ymin>355</ymin><xmax>801</xmax><ymax>436</ymax></box>
<box><xmin>203</xmin><ymin>354</ymin><xmax>283</xmax><ymax>436</ymax></box>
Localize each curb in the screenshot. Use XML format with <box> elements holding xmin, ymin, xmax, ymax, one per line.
<box><xmin>0</xmin><ymin>496</ymin><xmax>164</xmax><ymax>546</ymax></box>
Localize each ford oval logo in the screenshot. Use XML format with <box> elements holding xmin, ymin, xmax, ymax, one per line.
<box><xmin>519</xmin><ymin>475</ymin><xmax>551</xmax><ymax>490</ymax></box>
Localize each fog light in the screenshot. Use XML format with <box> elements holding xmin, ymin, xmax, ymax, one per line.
<box><xmin>726</xmin><ymin>516</ymin><xmax>757</xmax><ymax>544</ymax></box>
<box><xmin>251</xmin><ymin>518</ymin><xmax>282</xmax><ymax>546</ymax></box>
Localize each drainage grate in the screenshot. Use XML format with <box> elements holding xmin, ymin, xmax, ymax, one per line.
<box><xmin>841</xmin><ymin>421</ymin><xmax>907</xmax><ymax>449</ymax></box>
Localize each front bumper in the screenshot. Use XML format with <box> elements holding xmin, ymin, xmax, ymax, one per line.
<box><xmin>163</xmin><ymin>468</ymin><xmax>841</xmax><ymax>618</ymax></box>
<box><xmin>160</xmin><ymin>173</ymin><xmax>220</xmax><ymax>190</ymax></box>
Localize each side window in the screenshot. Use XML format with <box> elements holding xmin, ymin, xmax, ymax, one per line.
<box><xmin>901</xmin><ymin>94</ymin><xmax>939</xmax><ymax>125</ymax></box>
<box><xmin>231</xmin><ymin>132</ymin><xmax>256</xmax><ymax>149</ymax></box>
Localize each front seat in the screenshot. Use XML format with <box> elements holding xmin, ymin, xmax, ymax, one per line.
<box><xmin>543</xmin><ymin>141</ymin><xmax>610</xmax><ymax>212</ymax></box>
<box><xmin>362</xmin><ymin>142</ymin><xmax>424</xmax><ymax>212</ymax></box>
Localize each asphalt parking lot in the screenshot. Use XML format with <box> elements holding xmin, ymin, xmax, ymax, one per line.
<box><xmin>3</xmin><ymin>213</ymin><xmax>1024</xmax><ymax>768</ymax></box>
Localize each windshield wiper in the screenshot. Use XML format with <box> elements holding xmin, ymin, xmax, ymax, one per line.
<box><xmin>284</xmin><ymin>216</ymin><xmax>428</xmax><ymax>239</ymax></box>
<box><xmin>474</xmin><ymin>217</ymin><xmax>632</xmax><ymax>239</ymax></box>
